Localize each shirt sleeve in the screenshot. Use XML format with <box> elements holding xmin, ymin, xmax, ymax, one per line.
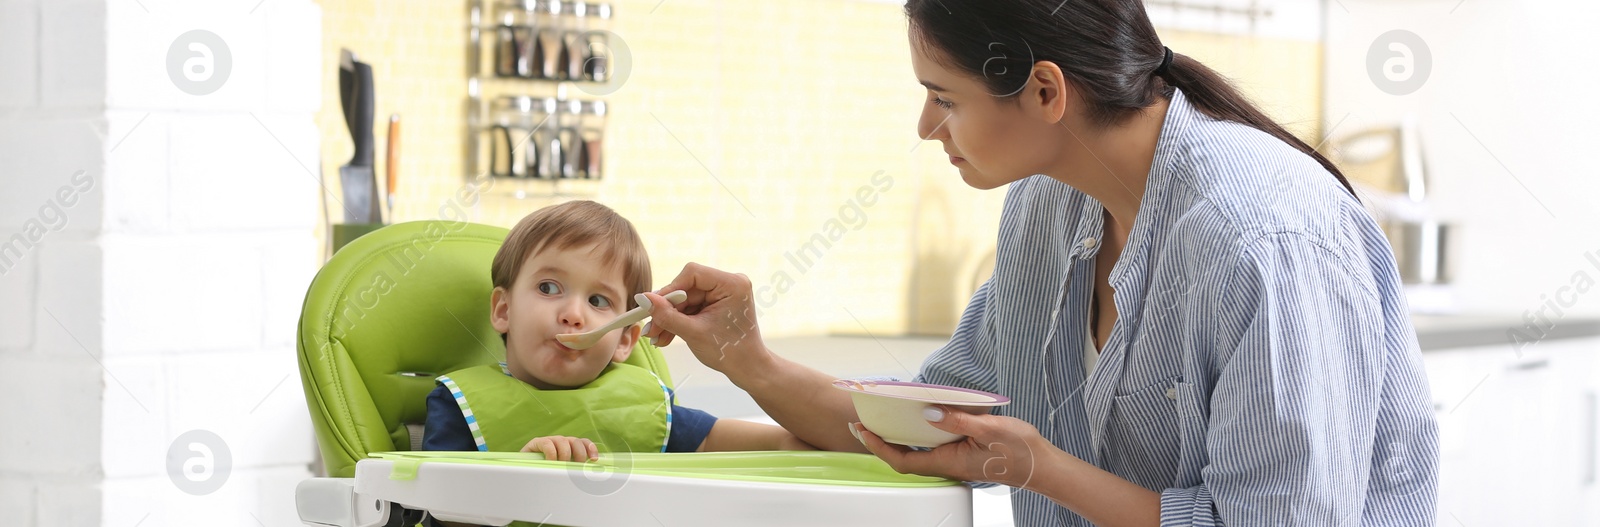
<box><xmin>665</xmin><ymin>404</ymin><xmax>719</xmax><ymax>453</ymax></box>
<box><xmin>1159</xmin><ymin>232</ymin><xmax>1438</xmax><ymax>526</ymax></box>
<box><xmin>911</xmin><ymin>277</ymin><xmax>1005</xmax><ymax>490</ymax></box>
<box><xmin>422</xmin><ymin>384</ymin><xmax>479</xmax><ymax>452</ymax></box>
<box><xmin>912</xmin><ymin>277</ymin><xmax>1001</xmax><ymax>393</ymax></box>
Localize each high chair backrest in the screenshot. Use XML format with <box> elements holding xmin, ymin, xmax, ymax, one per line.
<box><xmin>296</xmin><ymin>221</ymin><xmax>675</xmax><ymax>477</ymax></box>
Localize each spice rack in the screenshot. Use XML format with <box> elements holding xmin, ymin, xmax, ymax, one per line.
<box><xmin>467</xmin><ymin>0</ymin><xmax>617</xmax><ymax>198</ymax></box>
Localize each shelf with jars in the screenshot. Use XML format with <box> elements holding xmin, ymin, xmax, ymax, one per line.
<box><xmin>467</xmin><ymin>0</ymin><xmax>616</xmax><ymax>198</ymax></box>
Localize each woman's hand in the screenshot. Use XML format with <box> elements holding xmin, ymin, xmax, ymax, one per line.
<box><xmin>852</xmin><ymin>405</ymin><xmax>1056</xmax><ymax>490</ymax></box>
<box><xmin>520</xmin><ymin>436</ymin><xmax>599</xmax><ymax>462</ymax></box>
<box><xmin>640</xmin><ymin>263</ymin><xmax>771</xmax><ymax>378</ymax></box>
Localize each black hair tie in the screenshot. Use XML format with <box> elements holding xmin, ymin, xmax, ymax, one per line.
<box><xmin>1154</xmin><ymin>46</ymin><xmax>1174</xmax><ymax>77</ymax></box>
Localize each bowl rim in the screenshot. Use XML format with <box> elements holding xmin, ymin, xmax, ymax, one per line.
<box><xmin>831</xmin><ymin>379</ymin><xmax>1011</xmax><ymax>406</ymax></box>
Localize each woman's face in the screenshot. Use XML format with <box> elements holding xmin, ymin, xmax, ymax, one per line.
<box><xmin>910</xmin><ymin>30</ymin><xmax>1068</xmax><ymax>190</ymax></box>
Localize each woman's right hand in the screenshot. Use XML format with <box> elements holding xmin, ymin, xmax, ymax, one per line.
<box><xmin>640</xmin><ymin>263</ymin><xmax>771</xmax><ymax>378</ymax></box>
<box><xmin>642</xmin><ymin>263</ymin><xmax>867</xmax><ymax>454</ymax></box>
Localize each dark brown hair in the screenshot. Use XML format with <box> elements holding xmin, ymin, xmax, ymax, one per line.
<box><xmin>905</xmin><ymin>0</ymin><xmax>1355</xmax><ymax>197</ymax></box>
<box><xmin>491</xmin><ymin>200</ymin><xmax>651</xmax><ymax>311</ymax></box>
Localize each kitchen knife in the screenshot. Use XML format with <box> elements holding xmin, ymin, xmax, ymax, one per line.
<box><xmin>338</xmin><ymin>49</ymin><xmax>378</xmax><ymax>224</ymax></box>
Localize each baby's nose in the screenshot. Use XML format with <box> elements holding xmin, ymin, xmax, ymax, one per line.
<box><xmin>558</xmin><ymin>305</ymin><xmax>586</xmax><ymax>329</ymax></box>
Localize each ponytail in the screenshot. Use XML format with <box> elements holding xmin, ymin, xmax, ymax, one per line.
<box><xmin>1159</xmin><ymin>53</ymin><xmax>1357</xmax><ymax>199</ymax></box>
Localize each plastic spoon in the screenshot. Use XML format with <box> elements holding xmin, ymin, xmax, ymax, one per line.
<box><xmin>555</xmin><ymin>290</ymin><xmax>686</xmax><ymax>350</ymax></box>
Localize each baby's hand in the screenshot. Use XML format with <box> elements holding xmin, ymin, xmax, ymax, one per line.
<box><xmin>520</xmin><ymin>436</ymin><xmax>599</xmax><ymax>462</ymax></box>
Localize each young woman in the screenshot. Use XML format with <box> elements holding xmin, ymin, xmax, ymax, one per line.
<box><xmin>641</xmin><ymin>1</ymin><xmax>1439</xmax><ymax>525</ymax></box>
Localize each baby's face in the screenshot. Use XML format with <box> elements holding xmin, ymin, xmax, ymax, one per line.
<box><xmin>491</xmin><ymin>243</ymin><xmax>637</xmax><ymax>390</ymax></box>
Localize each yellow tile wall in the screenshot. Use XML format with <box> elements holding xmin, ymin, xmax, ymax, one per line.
<box><xmin>316</xmin><ymin>0</ymin><xmax>1324</xmax><ymax>339</ymax></box>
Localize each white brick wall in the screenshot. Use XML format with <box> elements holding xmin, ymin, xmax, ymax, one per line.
<box><xmin>99</xmin><ymin>355</ymin><xmax>168</xmax><ymax>480</ymax></box>
<box><xmin>105</xmin><ymin>2</ymin><xmax>267</xmax><ymax>112</ymax></box>
<box><xmin>36</xmin><ymin>481</ymin><xmax>102</xmax><ymax>526</ymax></box>
<box><xmin>101</xmin><ymin>466</ymin><xmax>313</xmax><ymax>526</ymax></box>
<box><xmin>0</xmin><ymin>477</ymin><xmax>37</xmax><ymax>525</ymax></box>
<box><xmin>264</xmin><ymin>1</ymin><xmax>322</xmax><ymax>114</ymax></box>
<box><xmin>1</xmin><ymin>1</ymin><xmax>323</xmax><ymax>524</ymax></box>
<box><xmin>34</xmin><ymin>240</ymin><xmax>105</xmax><ymax>358</ymax></box>
<box><xmin>0</xmin><ymin>1</ymin><xmax>40</xmax><ymax>109</ymax></box>
<box><xmin>0</xmin><ymin>355</ymin><xmax>102</xmax><ymax>476</ymax></box>
<box><xmin>0</xmin><ymin>248</ymin><xmax>37</xmax><ymax>351</ymax></box>
<box><xmin>39</xmin><ymin>1</ymin><xmax>106</xmax><ymax>109</ymax></box>
<box><xmin>167</xmin><ymin>113</ymin><xmax>320</xmax><ymax>233</ymax></box>
<box><xmin>0</xmin><ymin>118</ymin><xmax>107</xmax><ymax>237</ymax></box>
<box><xmin>102</xmin><ymin>234</ymin><xmax>264</xmax><ymax>354</ymax></box>
<box><xmin>99</xmin><ymin>350</ymin><xmax>314</xmax><ymax>479</ymax></box>
<box><xmin>261</xmin><ymin>233</ymin><xmax>320</xmax><ymax>347</ymax></box>
<box><xmin>103</xmin><ymin>111</ymin><xmax>170</xmax><ymax>234</ymax></box>
<box><xmin>164</xmin><ymin>350</ymin><xmax>313</xmax><ymax>470</ymax></box>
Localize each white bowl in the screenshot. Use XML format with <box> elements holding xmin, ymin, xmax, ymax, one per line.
<box><xmin>833</xmin><ymin>379</ymin><xmax>1011</xmax><ymax>448</ymax></box>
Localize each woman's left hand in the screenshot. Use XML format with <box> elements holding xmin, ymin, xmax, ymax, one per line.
<box><xmin>852</xmin><ymin>405</ymin><xmax>1057</xmax><ymax>489</ymax></box>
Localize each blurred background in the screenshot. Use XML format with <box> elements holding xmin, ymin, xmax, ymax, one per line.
<box><xmin>2</xmin><ymin>0</ymin><xmax>1598</xmax><ymax>525</ymax></box>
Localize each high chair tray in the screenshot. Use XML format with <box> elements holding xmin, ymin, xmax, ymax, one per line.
<box><xmin>300</xmin><ymin>451</ymin><xmax>973</xmax><ymax>526</ymax></box>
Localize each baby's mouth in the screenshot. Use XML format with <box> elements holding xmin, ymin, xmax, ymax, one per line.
<box><xmin>548</xmin><ymin>338</ymin><xmax>584</xmax><ymax>360</ymax></box>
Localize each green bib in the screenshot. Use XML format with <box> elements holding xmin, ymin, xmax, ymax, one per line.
<box><xmin>435</xmin><ymin>362</ymin><xmax>672</xmax><ymax>454</ymax></box>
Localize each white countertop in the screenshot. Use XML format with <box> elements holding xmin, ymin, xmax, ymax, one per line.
<box><xmin>663</xmin><ymin>335</ymin><xmax>944</xmax><ymax>418</ymax></box>
<box><xmin>666</xmin><ymin>315</ymin><xmax>1600</xmax><ymax>416</ymax></box>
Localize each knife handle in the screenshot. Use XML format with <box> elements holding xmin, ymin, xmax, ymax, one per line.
<box><xmin>339</xmin><ymin>66</ymin><xmax>356</xmax><ymax>143</ymax></box>
<box><xmin>351</xmin><ymin>62</ymin><xmax>375</xmax><ymax>166</ymax></box>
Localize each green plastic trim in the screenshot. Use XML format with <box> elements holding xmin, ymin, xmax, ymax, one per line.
<box><xmin>370</xmin><ymin>451</ymin><xmax>961</xmax><ymax>489</ymax></box>
<box><xmin>389</xmin><ymin>458</ymin><xmax>421</xmax><ymax>481</ymax></box>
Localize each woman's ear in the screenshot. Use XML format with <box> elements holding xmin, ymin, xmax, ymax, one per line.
<box><xmin>612</xmin><ymin>324</ymin><xmax>640</xmax><ymax>363</ymax></box>
<box><xmin>490</xmin><ymin>287</ymin><xmax>512</xmax><ymax>336</ymax></box>
<box><xmin>1026</xmin><ymin>61</ymin><xmax>1072</xmax><ymax>125</ymax></box>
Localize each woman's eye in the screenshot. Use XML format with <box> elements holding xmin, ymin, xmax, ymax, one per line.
<box><xmin>588</xmin><ymin>295</ymin><xmax>611</xmax><ymax>309</ymax></box>
<box><xmin>537</xmin><ymin>281</ymin><xmax>561</xmax><ymax>295</ymax></box>
<box><xmin>931</xmin><ymin>96</ymin><xmax>953</xmax><ymax>110</ymax></box>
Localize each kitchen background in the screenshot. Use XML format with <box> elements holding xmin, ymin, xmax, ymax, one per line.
<box><xmin>313</xmin><ymin>0</ymin><xmax>1322</xmax><ymax>338</ymax></box>
<box><xmin>0</xmin><ymin>0</ymin><xmax>1595</xmax><ymax>525</ymax></box>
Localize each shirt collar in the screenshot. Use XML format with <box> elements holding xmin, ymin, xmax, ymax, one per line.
<box><xmin>1068</xmin><ymin>88</ymin><xmax>1197</xmax><ymax>289</ymax></box>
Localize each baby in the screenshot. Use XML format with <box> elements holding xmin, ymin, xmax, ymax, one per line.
<box><xmin>422</xmin><ymin>200</ymin><xmax>811</xmax><ymax>460</ymax></box>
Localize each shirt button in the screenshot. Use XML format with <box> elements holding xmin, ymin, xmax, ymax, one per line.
<box><xmin>1165</xmin><ymin>387</ymin><xmax>1177</xmax><ymax>400</ymax></box>
<box><xmin>1082</xmin><ymin>237</ymin><xmax>1098</xmax><ymax>249</ymax></box>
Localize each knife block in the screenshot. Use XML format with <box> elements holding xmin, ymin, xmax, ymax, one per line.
<box><xmin>330</xmin><ymin>222</ymin><xmax>387</xmax><ymax>257</ymax></box>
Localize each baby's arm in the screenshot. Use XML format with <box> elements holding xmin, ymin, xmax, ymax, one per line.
<box><xmin>696</xmin><ymin>419</ymin><xmax>817</xmax><ymax>452</ymax></box>
<box><xmin>521</xmin><ymin>436</ymin><xmax>600</xmax><ymax>462</ymax></box>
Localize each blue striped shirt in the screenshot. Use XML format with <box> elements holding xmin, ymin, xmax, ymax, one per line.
<box><xmin>914</xmin><ymin>89</ymin><xmax>1439</xmax><ymax>526</ymax></box>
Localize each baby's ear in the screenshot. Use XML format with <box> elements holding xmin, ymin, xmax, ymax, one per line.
<box><xmin>612</xmin><ymin>323</ymin><xmax>640</xmax><ymax>363</ymax></box>
<box><xmin>490</xmin><ymin>287</ymin><xmax>512</xmax><ymax>336</ymax></box>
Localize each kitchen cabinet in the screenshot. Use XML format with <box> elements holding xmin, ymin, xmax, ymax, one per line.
<box><xmin>1422</xmin><ymin>336</ymin><xmax>1600</xmax><ymax>526</ymax></box>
